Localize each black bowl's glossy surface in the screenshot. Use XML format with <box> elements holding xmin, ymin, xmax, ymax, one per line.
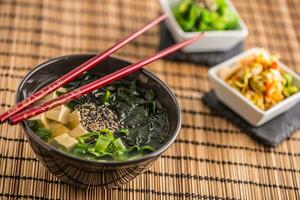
<box><xmin>17</xmin><ymin>55</ymin><xmax>181</xmax><ymax>188</ymax></box>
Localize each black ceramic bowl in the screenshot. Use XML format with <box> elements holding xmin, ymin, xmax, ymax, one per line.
<box><xmin>16</xmin><ymin>55</ymin><xmax>181</xmax><ymax>188</ymax></box>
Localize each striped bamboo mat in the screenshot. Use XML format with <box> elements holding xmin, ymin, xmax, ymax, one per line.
<box><xmin>0</xmin><ymin>0</ymin><xmax>300</xmax><ymax>199</ymax></box>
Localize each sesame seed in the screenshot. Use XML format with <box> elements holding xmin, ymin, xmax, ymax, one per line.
<box><xmin>77</xmin><ymin>102</ymin><xmax>120</xmax><ymax>132</ymax></box>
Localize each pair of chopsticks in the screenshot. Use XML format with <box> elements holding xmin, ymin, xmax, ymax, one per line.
<box><xmin>1</xmin><ymin>14</ymin><xmax>204</xmax><ymax>124</ymax></box>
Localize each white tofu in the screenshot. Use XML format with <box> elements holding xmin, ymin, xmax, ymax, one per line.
<box><xmin>41</xmin><ymin>113</ymin><xmax>51</xmax><ymax>129</ymax></box>
<box><xmin>58</xmin><ymin>105</ymin><xmax>71</xmax><ymax>124</ymax></box>
<box><xmin>29</xmin><ymin>113</ymin><xmax>50</xmax><ymax>129</ymax></box>
<box><xmin>45</xmin><ymin>105</ymin><xmax>71</xmax><ymax>124</ymax></box>
<box><xmin>68</xmin><ymin>110</ymin><xmax>81</xmax><ymax>129</ymax></box>
<box><xmin>69</xmin><ymin>124</ymin><xmax>87</xmax><ymax>138</ymax></box>
<box><xmin>51</xmin><ymin>124</ymin><xmax>70</xmax><ymax>137</ymax></box>
<box><xmin>45</xmin><ymin>106</ymin><xmax>61</xmax><ymax>121</ymax></box>
<box><xmin>54</xmin><ymin>133</ymin><xmax>78</xmax><ymax>150</ymax></box>
<box><xmin>48</xmin><ymin>121</ymin><xmax>62</xmax><ymax>130</ymax></box>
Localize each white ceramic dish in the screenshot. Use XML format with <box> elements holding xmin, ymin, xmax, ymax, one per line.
<box><xmin>159</xmin><ymin>0</ymin><xmax>249</xmax><ymax>53</ymax></box>
<box><xmin>208</xmin><ymin>47</ymin><xmax>300</xmax><ymax>127</ymax></box>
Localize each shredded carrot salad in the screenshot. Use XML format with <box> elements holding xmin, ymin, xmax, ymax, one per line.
<box><xmin>226</xmin><ymin>52</ymin><xmax>298</xmax><ymax>110</ymax></box>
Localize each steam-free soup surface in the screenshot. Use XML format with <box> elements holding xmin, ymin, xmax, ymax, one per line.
<box><xmin>29</xmin><ymin>73</ymin><xmax>169</xmax><ymax>161</ymax></box>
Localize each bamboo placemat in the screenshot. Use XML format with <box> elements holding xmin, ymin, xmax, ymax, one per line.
<box><xmin>0</xmin><ymin>0</ymin><xmax>300</xmax><ymax>199</ymax></box>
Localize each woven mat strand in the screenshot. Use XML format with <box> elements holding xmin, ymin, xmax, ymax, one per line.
<box><xmin>0</xmin><ymin>0</ymin><xmax>300</xmax><ymax>199</ymax></box>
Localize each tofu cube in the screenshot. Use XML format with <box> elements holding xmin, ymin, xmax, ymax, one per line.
<box><xmin>52</xmin><ymin>124</ymin><xmax>70</xmax><ymax>137</ymax></box>
<box><xmin>48</xmin><ymin>121</ymin><xmax>62</xmax><ymax>130</ymax></box>
<box><xmin>45</xmin><ymin>105</ymin><xmax>71</xmax><ymax>124</ymax></box>
<box><xmin>45</xmin><ymin>106</ymin><xmax>61</xmax><ymax>121</ymax></box>
<box><xmin>68</xmin><ymin>110</ymin><xmax>81</xmax><ymax>129</ymax></box>
<box><xmin>58</xmin><ymin>105</ymin><xmax>71</xmax><ymax>124</ymax></box>
<box><xmin>29</xmin><ymin>113</ymin><xmax>51</xmax><ymax>129</ymax></box>
<box><xmin>41</xmin><ymin>113</ymin><xmax>51</xmax><ymax>129</ymax></box>
<box><xmin>49</xmin><ymin>121</ymin><xmax>70</xmax><ymax>137</ymax></box>
<box><xmin>69</xmin><ymin>124</ymin><xmax>87</xmax><ymax>138</ymax></box>
<box><xmin>54</xmin><ymin>133</ymin><xmax>78</xmax><ymax>150</ymax></box>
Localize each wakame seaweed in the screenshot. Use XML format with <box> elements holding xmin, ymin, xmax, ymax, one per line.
<box><xmin>29</xmin><ymin>73</ymin><xmax>170</xmax><ymax>161</ymax></box>
<box><xmin>62</xmin><ymin>74</ymin><xmax>169</xmax><ymax>148</ymax></box>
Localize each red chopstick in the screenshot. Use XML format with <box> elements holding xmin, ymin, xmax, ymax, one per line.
<box><xmin>0</xmin><ymin>14</ymin><xmax>168</xmax><ymax>123</ymax></box>
<box><xmin>10</xmin><ymin>33</ymin><xmax>204</xmax><ymax>124</ymax></box>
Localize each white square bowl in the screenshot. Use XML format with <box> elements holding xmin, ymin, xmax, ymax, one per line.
<box><xmin>159</xmin><ymin>0</ymin><xmax>249</xmax><ymax>53</ymax></box>
<box><xmin>208</xmin><ymin>47</ymin><xmax>300</xmax><ymax>126</ymax></box>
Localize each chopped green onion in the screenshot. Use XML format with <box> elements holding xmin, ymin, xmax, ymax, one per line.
<box><xmin>99</xmin><ymin>128</ymin><xmax>113</xmax><ymax>137</ymax></box>
<box><xmin>73</xmin><ymin>147</ymin><xmax>86</xmax><ymax>156</ymax></box>
<box><xmin>95</xmin><ymin>134</ymin><xmax>113</xmax><ymax>152</ymax></box>
<box><xmin>140</xmin><ymin>145</ymin><xmax>156</xmax><ymax>154</ymax></box>
<box><xmin>112</xmin><ymin>138</ymin><xmax>127</xmax><ymax>153</ymax></box>
<box><xmin>128</xmin><ymin>145</ymin><xmax>140</xmax><ymax>152</ymax></box>
<box><xmin>77</xmin><ymin>132</ymin><xmax>99</xmax><ymax>143</ymax></box>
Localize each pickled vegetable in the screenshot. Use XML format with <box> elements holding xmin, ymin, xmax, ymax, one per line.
<box><xmin>226</xmin><ymin>52</ymin><xmax>298</xmax><ymax>110</ymax></box>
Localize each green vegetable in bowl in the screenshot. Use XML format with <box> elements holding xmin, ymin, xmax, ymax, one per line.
<box><xmin>173</xmin><ymin>0</ymin><xmax>239</xmax><ymax>31</ymax></box>
<box><xmin>72</xmin><ymin>129</ymin><xmax>156</xmax><ymax>161</ymax></box>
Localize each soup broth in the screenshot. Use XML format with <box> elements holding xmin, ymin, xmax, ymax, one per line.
<box><xmin>28</xmin><ymin>73</ymin><xmax>169</xmax><ymax>161</ymax></box>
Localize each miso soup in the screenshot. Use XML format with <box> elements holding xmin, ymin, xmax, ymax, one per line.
<box><xmin>28</xmin><ymin>73</ymin><xmax>169</xmax><ymax>161</ymax></box>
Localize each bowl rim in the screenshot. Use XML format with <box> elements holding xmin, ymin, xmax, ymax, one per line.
<box><xmin>208</xmin><ymin>47</ymin><xmax>300</xmax><ymax>115</ymax></box>
<box><xmin>17</xmin><ymin>54</ymin><xmax>182</xmax><ymax>167</ymax></box>
<box><xmin>159</xmin><ymin>0</ymin><xmax>249</xmax><ymax>37</ymax></box>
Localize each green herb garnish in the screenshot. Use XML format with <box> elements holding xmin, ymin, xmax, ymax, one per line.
<box><xmin>71</xmin><ymin>129</ymin><xmax>157</xmax><ymax>161</ymax></box>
